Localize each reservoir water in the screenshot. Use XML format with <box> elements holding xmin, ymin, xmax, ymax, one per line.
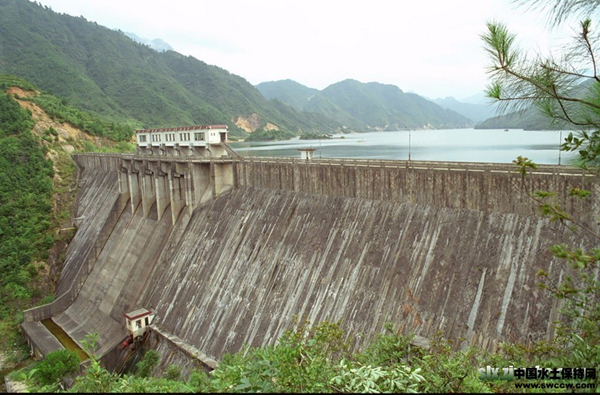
<box><xmin>230</xmin><ymin>128</ymin><xmax>577</xmax><ymax>165</ymax></box>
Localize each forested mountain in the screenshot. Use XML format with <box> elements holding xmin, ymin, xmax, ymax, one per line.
<box><xmin>257</xmin><ymin>79</ymin><xmax>473</xmax><ymax>130</ymax></box>
<box><xmin>0</xmin><ymin>0</ymin><xmax>342</xmax><ymax>139</ymax></box>
<box><xmin>256</xmin><ymin>80</ymin><xmax>320</xmax><ymax>112</ymax></box>
<box><xmin>475</xmin><ymin>108</ymin><xmax>571</xmax><ymax>130</ymax></box>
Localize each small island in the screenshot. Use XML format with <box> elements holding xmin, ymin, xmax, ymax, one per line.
<box><xmin>299</xmin><ymin>131</ymin><xmax>333</xmax><ymax>140</ymax></box>
<box><xmin>244</xmin><ymin>129</ymin><xmax>295</xmax><ymax>142</ymax></box>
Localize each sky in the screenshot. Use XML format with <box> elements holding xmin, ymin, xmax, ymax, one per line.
<box><xmin>33</xmin><ymin>0</ymin><xmax>575</xmax><ymax>101</ymax></box>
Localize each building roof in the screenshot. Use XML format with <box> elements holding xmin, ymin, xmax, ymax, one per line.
<box><xmin>136</xmin><ymin>125</ymin><xmax>228</xmax><ymax>134</ymax></box>
<box><xmin>124</xmin><ymin>308</ymin><xmax>153</xmax><ymax>320</ymax></box>
<box><xmin>297</xmin><ymin>148</ymin><xmax>317</xmax><ymax>152</ymax></box>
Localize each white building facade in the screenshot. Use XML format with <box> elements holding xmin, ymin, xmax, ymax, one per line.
<box><xmin>136</xmin><ymin>125</ymin><xmax>228</xmax><ymax>157</ymax></box>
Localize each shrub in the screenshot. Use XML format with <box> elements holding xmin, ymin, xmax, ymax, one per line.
<box><xmin>34</xmin><ymin>349</ymin><xmax>80</xmax><ymax>386</ymax></box>
<box><xmin>331</xmin><ymin>360</ymin><xmax>424</xmax><ymax>393</ymax></box>
<box><xmin>209</xmin><ymin>319</ymin><xmax>351</xmax><ymax>393</ymax></box>
<box><xmin>163</xmin><ymin>364</ymin><xmax>181</xmax><ymax>381</ymax></box>
<box><xmin>136</xmin><ymin>350</ymin><xmax>159</xmax><ymax>378</ymax></box>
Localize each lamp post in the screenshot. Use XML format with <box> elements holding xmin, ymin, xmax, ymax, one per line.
<box><xmin>319</xmin><ymin>136</ymin><xmax>322</xmax><ymax>158</ymax></box>
<box><xmin>558</xmin><ymin>130</ymin><xmax>562</xmax><ymax>165</ymax></box>
<box><xmin>409</xmin><ymin>129</ymin><xmax>412</xmax><ymax>161</ymax></box>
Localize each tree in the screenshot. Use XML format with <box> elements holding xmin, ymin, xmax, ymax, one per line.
<box><xmin>483</xmin><ymin>1</ymin><xmax>600</xmax><ymax>386</ymax></box>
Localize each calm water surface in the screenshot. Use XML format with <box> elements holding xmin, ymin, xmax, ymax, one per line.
<box><xmin>230</xmin><ymin>128</ymin><xmax>576</xmax><ymax>165</ymax></box>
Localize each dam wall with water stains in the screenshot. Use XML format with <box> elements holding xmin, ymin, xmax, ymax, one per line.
<box><xmin>236</xmin><ymin>156</ymin><xmax>600</xmax><ymax>220</ymax></box>
<box><xmin>22</xmin><ymin>153</ymin><xmax>599</xmax><ymax>371</ymax></box>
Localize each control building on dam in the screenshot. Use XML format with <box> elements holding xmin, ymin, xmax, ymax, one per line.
<box><xmin>20</xmin><ymin>130</ymin><xmax>600</xmax><ymax>372</ymax></box>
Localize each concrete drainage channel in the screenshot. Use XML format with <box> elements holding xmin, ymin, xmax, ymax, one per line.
<box><xmin>1</xmin><ymin>318</ymin><xmax>87</xmax><ymax>393</ymax></box>
<box><xmin>40</xmin><ymin>319</ymin><xmax>88</xmax><ymax>361</ymax></box>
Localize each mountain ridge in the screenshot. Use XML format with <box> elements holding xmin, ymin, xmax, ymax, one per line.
<box><xmin>0</xmin><ymin>0</ymin><xmax>539</xmax><ymax>139</ymax></box>
<box><xmin>124</xmin><ymin>32</ymin><xmax>174</xmax><ymax>52</ymax></box>
<box><xmin>257</xmin><ymin>79</ymin><xmax>473</xmax><ymax>130</ymax></box>
<box><xmin>433</xmin><ymin>96</ymin><xmax>497</xmax><ymax>123</ymax></box>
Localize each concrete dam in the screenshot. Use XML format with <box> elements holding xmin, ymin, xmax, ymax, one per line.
<box><xmin>21</xmin><ymin>152</ymin><xmax>599</xmax><ymax>371</ymax></box>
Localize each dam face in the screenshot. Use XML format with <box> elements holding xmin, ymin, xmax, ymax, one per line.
<box><xmin>22</xmin><ymin>154</ymin><xmax>599</xmax><ymax>371</ymax></box>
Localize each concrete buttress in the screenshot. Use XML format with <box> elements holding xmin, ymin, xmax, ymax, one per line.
<box><xmin>141</xmin><ymin>165</ymin><xmax>156</xmax><ymax>218</ymax></box>
<box><xmin>168</xmin><ymin>166</ymin><xmax>185</xmax><ymax>225</ymax></box>
<box><xmin>126</xmin><ymin>162</ymin><xmax>141</xmax><ymax>214</ymax></box>
<box><xmin>154</xmin><ymin>163</ymin><xmax>170</xmax><ymax>221</ymax></box>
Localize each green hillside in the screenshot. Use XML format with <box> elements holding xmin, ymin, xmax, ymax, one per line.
<box><xmin>0</xmin><ymin>89</ymin><xmax>53</xmax><ymax>319</ymax></box>
<box><xmin>256</xmin><ymin>80</ymin><xmax>320</xmax><ymax>112</ymax></box>
<box><xmin>0</xmin><ymin>73</ymin><xmax>144</xmax><ymax>366</ymax></box>
<box><xmin>475</xmin><ymin>107</ymin><xmax>571</xmax><ymax>130</ymax></box>
<box><xmin>0</xmin><ymin>0</ymin><xmax>343</xmax><ymax>140</ymax></box>
<box><xmin>257</xmin><ymin>79</ymin><xmax>473</xmax><ymax>130</ymax></box>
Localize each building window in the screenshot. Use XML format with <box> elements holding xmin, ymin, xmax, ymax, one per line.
<box><xmin>164</xmin><ymin>133</ymin><xmax>178</xmax><ymax>142</ymax></box>
<box><xmin>194</xmin><ymin>132</ymin><xmax>205</xmax><ymax>141</ymax></box>
<box><xmin>138</xmin><ymin>135</ymin><xmax>147</xmax><ymax>143</ymax></box>
<box><xmin>136</xmin><ymin>320</ymin><xmax>142</xmax><ymax>329</ymax></box>
<box><xmin>180</xmin><ymin>132</ymin><xmax>190</xmax><ymax>141</ymax></box>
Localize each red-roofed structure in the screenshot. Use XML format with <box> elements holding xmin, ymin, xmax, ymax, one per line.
<box><xmin>124</xmin><ymin>308</ymin><xmax>155</xmax><ymax>339</ymax></box>
<box><xmin>135</xmin><ymin>125</ymin><xmax>228</xmax><ymax>133</ymax></box>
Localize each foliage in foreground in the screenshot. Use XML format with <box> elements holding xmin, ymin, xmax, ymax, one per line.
<box><xmin>14</xmin><ymin>317</ymin><xmax>597</xmax><ymax>393</ymax></box>
<box><xmin>33</xmin><ymin>349</ymin><xmax>80</xmax><ymax>387</ymax></box>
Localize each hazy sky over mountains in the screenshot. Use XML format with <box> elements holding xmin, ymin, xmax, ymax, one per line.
<box><xmin>34</xmin><ymin>0</ymin><xmax>574</xmax><ymax>100</ymax></box>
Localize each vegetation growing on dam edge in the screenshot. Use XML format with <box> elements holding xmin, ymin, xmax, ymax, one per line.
<box><xmin>8</xmin><ymin>318</ymin><xmax>597</xmax><ymax>393</ymax></box>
